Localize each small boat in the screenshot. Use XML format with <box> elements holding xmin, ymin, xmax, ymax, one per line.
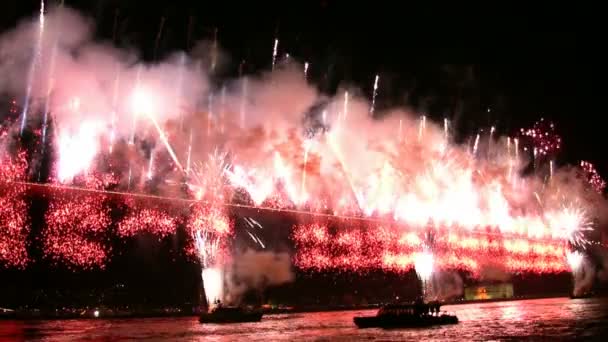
<box><xmin>354</xmin><ymin>302</ymin><xmax>458</xmax><ymax>329</ymax></box>
<box><xmin>570</xmin><ymin>292</ymin><xmax>594</xmax><ymax>299</ymax></box>
<box><xmin>199</xmin><ymin>305</ymin><xmax>263</xmax><ymax>324</ymax></box>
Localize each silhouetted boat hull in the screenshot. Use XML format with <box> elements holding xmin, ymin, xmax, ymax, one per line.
<box><xmin>199</xmin><ymin>307</ymin><xmax>263</xmax><ymax>324</ymax></box>
<box><xmin>354</xmin><ymin>313</ymin><xmax>458</xmax><ymax>328</ymax></box>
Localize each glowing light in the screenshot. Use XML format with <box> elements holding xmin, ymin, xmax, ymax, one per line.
<box><xmin>202</xmin><ymin>267</ymin><xmax>223</xmax><ymax>307</ymax></box>
<box><xmin>566</xmin><ymin>250</ymin><xmax>583</xmax><ymax>272</ymax></box>
<box><xmin>57</xmin><ymin>122</ymin><xmax>101</xmax><ymax>183</ymax></box>
<box><xmin>414</xmin><ymin>250</ymin><xmax>434</xmax><ymax>281</ymax></box>
<box><xmin>271</xmin><ymin>38</ymin><xmax>279</xmax><ymax>70</ymax></box>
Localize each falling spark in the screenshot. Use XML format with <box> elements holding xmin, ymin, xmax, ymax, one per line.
<box><xmin>42</xmin><ymin>3</ymin><xmax>62</xmax><ymax>147</ymax></box>
<box><xmin>271</xmin><ymin>38</ymin><xmax>279</xmax><ymax>71</ymax></box>
<box><xmin>370</xmin><ymin>74</ymin><xmax>379</xmax><ymax>115</ymax></box>
<box><xmin>20</xmin><ymin>0</ymin><xmax>45</xmax><ymax>135</ymax></box>
<box><xmin>549</xmin><ymin>160</ymin><xmax>554</xmax><ymax>181</ymax></box>
<box><xmin>304</xmin><ymin>62</ymin><xmax>309</xmax><ymax>80</ymax></box>
<box><xmin>473</xmin><ymin>133</ymin><xmax>481</xmax><ymax>155</ymax></box>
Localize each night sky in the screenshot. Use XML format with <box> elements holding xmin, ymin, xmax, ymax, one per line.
<box><xmin>0</xmin><ymin>1</ymin><xmax>594</xmax><ymax>307</ymax></box>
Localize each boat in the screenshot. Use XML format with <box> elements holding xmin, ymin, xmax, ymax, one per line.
<box><xmin>199</xmin><ymin>305</ymin><xmax>263</xmax><ymax>324</ymax></box>
<box><xmin>570</xmin><ymin>292</ymin><xmax>594</xmax><ymax>299</ymax></box>
<box><xmin>354</xmin><ymin>302</ymin><xmax>458</xmax><ymax>329</ymax></box>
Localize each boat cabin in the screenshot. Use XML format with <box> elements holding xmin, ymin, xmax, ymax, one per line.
<box><xmin>378</xmin><ymin>302</ymin><xmax>442</xmax><ymax>317</ymax></box>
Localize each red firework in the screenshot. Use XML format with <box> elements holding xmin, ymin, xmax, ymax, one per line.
<box><xmin>293</xmin><ymin>222</ymin><xmax>569</xmax><ymax>275</ymax></box>
<box><xmin>580</xmin><ymin>160</ymin><xmax>606</xmax><ymax>194</ymax></box>
<box><xmin>0</xmin><ymin>150</ymin><xmax>29</xmax><ymax>268</ymax></box>
<box><xmin>43</xmin><ymin>184</ymin><xmax>111</xmax><ymax>269</ymax></box>
<box><xmin>186</xmin><ymin>204</ymin><xmax>233</xmax><ymax>267</ymax></box>
<box><xmin>117</xmin><ymin>200</ymin><xmax>178</xmax><ymax>238</ymax></box>
<box><xmin>519</xmin><ymin>118</ymin><xmax>562</xmax><ymax>157</ymax></box>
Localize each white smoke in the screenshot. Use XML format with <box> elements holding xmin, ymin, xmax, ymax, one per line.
<box><xmin>572</xmin><ymin>257</ymin><xmax>595</xmax><ymax>296</ymax></box>
<box><xmin>223</xmin><ymin>249</ymin><xmax>294</xmax><ymax>304</ymax></box>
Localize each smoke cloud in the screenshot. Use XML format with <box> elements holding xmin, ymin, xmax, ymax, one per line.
<box><xmin>223</xmin><ymin>249</ymin><xmax>294</xmax><ymax>304</ymax></box>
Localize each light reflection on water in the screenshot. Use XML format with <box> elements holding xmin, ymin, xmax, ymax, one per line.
<box><xmin>1</xmin><ymin>297</ymin><xmax>607</xmax><ymax>341</ymax></box>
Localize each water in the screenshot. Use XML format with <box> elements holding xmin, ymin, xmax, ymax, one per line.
<box><xmin>2</xmin><ymin>297</ymin><xmax>607</xmax><ymax>341</ymax></box>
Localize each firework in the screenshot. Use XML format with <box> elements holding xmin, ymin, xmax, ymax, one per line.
<box><xmin>20</xmin><ymin>0</ymin><xmax>45</xmax><ymax>135</ymax></box>
<box><xmin>293</xmin><ymin>222</ymin><xmax>569</xmax><ymax>274</ymax></box>
<box><xmin>0</xmin><ymin>151</ymin><xmax>29</xmax><ymax>268</ymax></box>
<box><xmin>57</xmin><ymin>121</ymin><xmax>101</xmax><ymax>183</ymax></box>
<box><xmin>187</xmin><ymin>204</ymin><xmax>232</xmax><ymax>267</ymax></box>
<box><xmin>519</xmin><ymin>118</ymin><xmax>562</xmax><ymax>158</ymax></box>
<box><xmin>43</xmin><ymin>191</ymin><xmax>111</xmax><ymax>269</ymax></box>
<box><xmin>0</xmin><ymin>7</ymin><xmax>604</xmax><ymax>282</ymax></box>
<box><xmin>271</xmin><ymin>38</ymin><xmax>279</xmax><ymax>71</ymax></box>
<box><xmin>566</xmin><ymin>250</ymin><xmax>583</xmax><ymax>272</ymax></box>
<box><xmin>414</xmin><ymin>250</ymin><xmax>434</xmax><ymax>282</ymax></box>
<box><xmin>580</xmin><ymin>160</ymin><xmax>606</xmax><ymax>194</ymax></box>
<box><xmin>117</xmin><ymin>207</ymin><xmax>178</xmax><ymax>238</ymax></box>
<box><xmin>202</xmin><ymin>267</ymin><xmax>223</xmax><ymax>307</ymax></box>
<box><xmin>370</xmin><ymin>74</ymin><xmax>379</xmax><ymax>115</ymax></box>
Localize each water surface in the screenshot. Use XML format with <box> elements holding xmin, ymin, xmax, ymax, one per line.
<box><xmin>2</xmin><ymin>297</ymin><xmax>607</xmax><ymax>341</ymax></box>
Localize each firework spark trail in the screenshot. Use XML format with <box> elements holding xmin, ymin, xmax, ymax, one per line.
<box><xmin>271</xmin><ymin>38</ymin><xmax>279</xmax><ymax>71</ymax></box>
<box><xmin>41</xmin><ymin>3</ymin><xmax>62</xmax><ymax>147</ymax></box>
<box><xmin>20</xmin><ymin>0</ymin><xmax>45</xmax><ymax>135</ymax></box>
<box><xmin>143</xmin><ymin>108</ymin><xmax>184</xmax><ymax>172</ymax></box>
<box><xmin>304</xmin><ymin>62</ymin><xmax>309</xmax><ymax>80</ymax></box>
<box><xmin>370</xmin><ymin>74</ymin><xmax>379</xmax><ymax>115</ymax></box>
